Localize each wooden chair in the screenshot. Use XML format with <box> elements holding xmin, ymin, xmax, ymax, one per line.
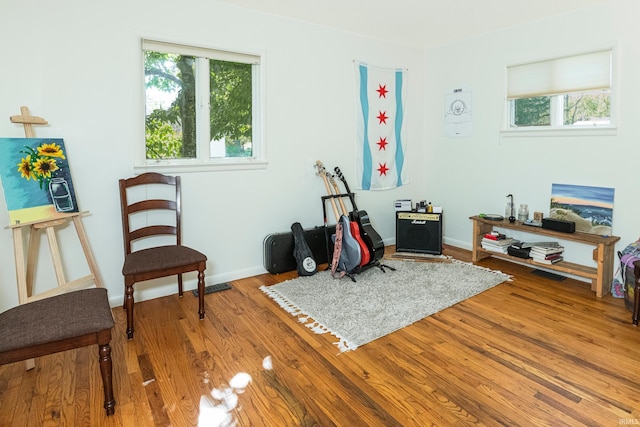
<box><xmin>633</xmin><ymin>260</ymin><xmax>640</xmax><ymax>326</ymax></box>
<box><xmin>0</xmin><ymin>288</ymin><xmax>116</xmax><ymax>416</ymax></box>
<box><xmin>119</xmin><ymin>172</ymin><xmax>207</xmax><ymax>339</ymax></box>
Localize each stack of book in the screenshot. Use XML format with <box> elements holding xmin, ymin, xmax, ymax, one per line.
<box><xmin>507</xmin><ymin>242</ymin><xmax>531</xmax><ymax>259</ymax></box>
<box><xmin>481</xmin><ymin>232</ymin><xmax>519</xmax><ymax>254</ymax></box>
<box><xmin>530</xmin><ymin>244</ymin><xmax>564</xmax><ymax>264</ymax></box>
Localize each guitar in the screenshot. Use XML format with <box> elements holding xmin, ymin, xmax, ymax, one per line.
<box><xmin>328</xmin><ymin>172</ymin><xmax>371</xmax><ymax>267</ymax></box>
<box><xmin>291</xmin><ymin>222</ymin><xmax>317</xmax><ymax>276</ymax></box>
<box><xmin>315</xmin><ymin>161</ymin><xmax>361</xmax><ymax>273</ymax></box>
<box><xmin>334</xmin><ymin>167</ymin><xmax>385</xmax><ymax>262</ymax></box>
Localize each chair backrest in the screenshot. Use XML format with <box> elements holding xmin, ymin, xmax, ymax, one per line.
<box><xmin>119</xmin><ymin>172</ymin><xmax>182</xmax><ymax>255</ymax></box>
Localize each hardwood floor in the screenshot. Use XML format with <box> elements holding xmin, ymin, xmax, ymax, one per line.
<box><xmin>1</xmin><ymin>245</ymin><xmax>639</xmax><ymax>426</ymax></box>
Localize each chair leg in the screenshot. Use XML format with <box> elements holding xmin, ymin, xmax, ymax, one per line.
<box><xmin>125</xmin><ymin>282</ymin><xmax>135</xmax><ymax>339</ymax></box>
<box><xmin>178</xmin><ymin>274</ymin><xmax>183</xmax><ymax>297</ymax></box>
<box><xmin>198</xmin><ymin>269</ymin><xmax>205</xmax><ymax>320</ymax></box>
<box><xmin>98</xmin><ymin>338</ymin><xmax>116</xmax><ymax>416</ymax></box>
<box><xmin>633</xmin><ymin>279</ymin><xmax>639</xmax><ymax>326</ymax></box>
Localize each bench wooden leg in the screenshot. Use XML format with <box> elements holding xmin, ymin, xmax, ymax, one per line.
<box><xmin>633</xmin><ymin>278</ymin><xmax>639</xmax><ymax>326</ymax></box>
<box><xmin>98</xmin><ymin>336</ymin><xmax>116</xmax><ymax>416</ymax></box>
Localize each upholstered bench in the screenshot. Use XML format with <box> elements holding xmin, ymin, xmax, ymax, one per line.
<box><xmin>0</xmin><ymin>288</ymin><xmax>116</xmax><ymax>416</ymax></box>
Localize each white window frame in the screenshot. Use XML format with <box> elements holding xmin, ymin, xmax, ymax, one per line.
<box><xmin>136</xmin><ymin>39</ymin><xmax>267</xmax><ymax>173</ymax></box>
<box><xmin>501</xmin><ymin>48</ymin><xmax>617</xmax><ymax>138</ymax></box>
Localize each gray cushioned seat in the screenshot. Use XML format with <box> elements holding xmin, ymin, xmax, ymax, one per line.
<box><xmin>0</xmin><ymin>288</ymin><xmax>114</xmax><ymax>353</ymax></box>
<box><xmin>122</xmin><ymin>245</ymin><xmax>206</xmax><ymax>276</ymax></box>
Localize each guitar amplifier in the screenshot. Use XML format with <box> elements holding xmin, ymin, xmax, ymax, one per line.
<box><xmin>396</xmin><ymin>212</ymin><xmax>442</xmax><ymax>255</ymax></box>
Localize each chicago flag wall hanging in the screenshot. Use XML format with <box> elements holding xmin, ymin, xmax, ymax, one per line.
<box><xmin>355</xmin><ymin>61</ymin><xmax>408</xmax><ymax>190</ymax></box>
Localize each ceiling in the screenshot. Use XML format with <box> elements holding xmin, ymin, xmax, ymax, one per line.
<box><xmin>217</xmin><ymin>0</ymin><xmax>609</xmax><ymax>48</ymax></box>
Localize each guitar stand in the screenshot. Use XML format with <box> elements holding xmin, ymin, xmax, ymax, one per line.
<box><xmin>342</xmin><ymin>260</ymin><xmax>396</xmax><ymax>282</ymax></box>
<box><xmin>371</xmin><ymin>260</ymin><xmax>396</xmax><ymax>273</ymax></box>
<box><xmin>321</xmin><ymin>194</ymin><xmax>395</xmax><ymax>282</ymax></box>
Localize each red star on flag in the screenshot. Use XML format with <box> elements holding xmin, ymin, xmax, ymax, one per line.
<box><xmin>377</xmin><ymin>163</ymin><xmax>389</xmax><ymax>176</ymax></box>
<box><xmin>376</xmin><ymin>111</ymin><xmax>388</xmax><ymax>124</ymax></box>
<box><xmin>377</xmin><ymin>137</ymin><xmax>388</xmax><ymax>150</ymax></box>
<box><xmin>376</xmin><ymin>84</ymin><xmax>388</xmax><ymax>98</ymax></box>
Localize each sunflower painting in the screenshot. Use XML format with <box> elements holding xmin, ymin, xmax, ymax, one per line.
<box><xmin>0</xmin><ymin>138</ymin><xmax>79</xmax><ymax>224</ymax></box>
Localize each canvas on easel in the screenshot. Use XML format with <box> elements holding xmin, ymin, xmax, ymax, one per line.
<box><xmin>0</xmin><ymin>137</ymin><xmax>79</xmax><ymax>224</ymax></box>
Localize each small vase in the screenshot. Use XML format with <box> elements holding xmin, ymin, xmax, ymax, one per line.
<box><xmin>49</xmin><ymin>177</ymin><xmax>74</xmax><ymax>212</ymax></box>
<box><xmin>518</xmin><ymin>204</ymin><xmax>529</xmax><ymax>223</ymax></box>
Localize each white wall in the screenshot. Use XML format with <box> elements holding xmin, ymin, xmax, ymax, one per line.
<box><xmin>2</xmin><ymin>1</ymin><xmax>638</xmax><ymax>313</ymax></box>
<box><xmin>424</xmin><ymin>0</ymin><xmax>640</xmax><ymax>267</ymax></box>
<box><xmin>0</xmin><ymin>0</ymin><xmax>424</xmax><ymax>311</ymax></box>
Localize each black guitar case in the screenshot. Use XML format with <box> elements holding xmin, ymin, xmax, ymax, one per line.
<box><xmin>291</xmin><ymin>222</ymin><xmax>317</xmax><ymax>276</ymax></box>
<box><xmin>263</xmin><ymin>225</ymin><xmax>335</xmax><ymax>274</ymax></box>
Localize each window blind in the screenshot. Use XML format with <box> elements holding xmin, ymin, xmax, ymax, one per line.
<box><xmin>142</xmin><ymin>39</ymin><xmax>260</xmax><ymax>65</ymax></box>
<box><xmin>507</xmin><ymin>49</ymin><xmax>611</xmax><ymax>99</ymax></box>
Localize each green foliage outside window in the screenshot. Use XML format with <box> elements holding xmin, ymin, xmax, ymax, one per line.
<box><xmin>512</xmin><ymin>91</ymin><xmax>610</xmax><ymax>128</ymax></box>
<box><xmin>513</xmin><ymin>96</ymin><xmax>550</xmax><ymax>127</ymax></box>
<box><xmin>144</xmin><ymin>51</ymin><xmax>253</xmax><ymax>160</ymax></box>
<box><xmin>563</xmin><ymin>92</ymin><xmax>610</xmax><ymax>125</ymax></box>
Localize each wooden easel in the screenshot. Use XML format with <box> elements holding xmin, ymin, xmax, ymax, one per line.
<box><xmin>7</xmin><ymin>106</ymin><xmax>104</xmax><ymax>302</ymax></box>
<box><xmin>6</xmin><ymin>107</ymin><xmax>103</xmax><ymax>369</ymax></box>
<box><xmin>10</xmin><ymin>106</ymin><xmax>48</xmax><ymax>138</ymax></box>
<box><xmin>9</xmin><ymin>211</ymin><xmax>104</xmax><ymax>302</ymax></box>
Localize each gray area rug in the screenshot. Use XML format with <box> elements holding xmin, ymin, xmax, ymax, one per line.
<box><xmin>260</xmin><ymin>259</ymin><xmax>510</xmax><ymax>352</ymax></box>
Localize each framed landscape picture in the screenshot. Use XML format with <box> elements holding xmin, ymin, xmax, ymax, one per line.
<box><xmin>549</xmin><ymin>183</ymin><xmax>614</xmax><ymax>236</ymax></box>
<box><xmin>0</xmin><ymin>138</ymin><xmax>79</xmax><ymax>225</ymax></box>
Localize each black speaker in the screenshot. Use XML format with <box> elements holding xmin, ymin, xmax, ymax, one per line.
<box><xmin>396</xmin><ymin>212</ymin><xmax>442</xmax><ymax>254</ymax></box>
<box><xmin>542</xmin><ymin>218</ymin><xmax>576</xmax><ymax>233</ymax></box>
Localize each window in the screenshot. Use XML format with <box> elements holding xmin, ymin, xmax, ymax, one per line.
<box><xmin>141</xmin><ymin>39</ymin><xmax>264</xmax><ymax>171</ymax></box>
<box><xmin>505</xmin><ymin>49</ymin><xmax>613</xmax><ymax>131</ymax></box>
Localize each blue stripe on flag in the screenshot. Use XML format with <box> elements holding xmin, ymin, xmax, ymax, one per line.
<box><xmin>359</xmin><ymin>64</ymin><xmax>372</xmax><ymax>190</ymax></box>
<box><xmin>394</xmin><ymin>70</ymin><xmax>405</xmax><ymax>187</ymax></box>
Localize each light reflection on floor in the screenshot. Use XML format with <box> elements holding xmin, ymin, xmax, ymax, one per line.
<box><xmin>198</xmin><ymin>356</ymin><xmax>272</xmax><ymax>426</ymax></box>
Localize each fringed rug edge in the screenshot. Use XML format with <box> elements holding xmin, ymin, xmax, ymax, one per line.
<box><xmin>259</xmin><ymin>285</ymin><xmax>359</xmax><ymax>353</ymax></box>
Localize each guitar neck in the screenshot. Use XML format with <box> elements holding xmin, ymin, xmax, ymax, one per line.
<box><xmin>329</xmin><ymin>176</ymin><xmax>349</xmax><ymax>216</ymax></box>
<box><xmin>316</xmin><ymin>161</ymin><xmax>341</xmax><ymax>222</ymax></box>
<box><xmin>335</xmin><ymin>167</ymin><xmax>359</xmax><ymax>211</ymax></box>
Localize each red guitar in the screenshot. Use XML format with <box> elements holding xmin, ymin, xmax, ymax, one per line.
<box><xmin>328</xmin><ymin>172</ymin><xmax>371</xmax><ymax>267</ymax></box>
<box><xmin>315</xmin><ymin>161</ymin><xmax>362</xmax><ymax>272</ymax></box>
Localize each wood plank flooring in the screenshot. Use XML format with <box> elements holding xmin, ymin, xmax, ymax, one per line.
<box><xmin>1</xmin><ymin>245</ymin><xmax>639</xmax><ymax>426</ymax></box>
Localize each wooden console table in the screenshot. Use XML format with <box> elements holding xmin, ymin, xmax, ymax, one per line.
<box><xmin>469</xmin><ymin>215</ymin><xmax>620</xmax><ymax>297</ymax></box>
